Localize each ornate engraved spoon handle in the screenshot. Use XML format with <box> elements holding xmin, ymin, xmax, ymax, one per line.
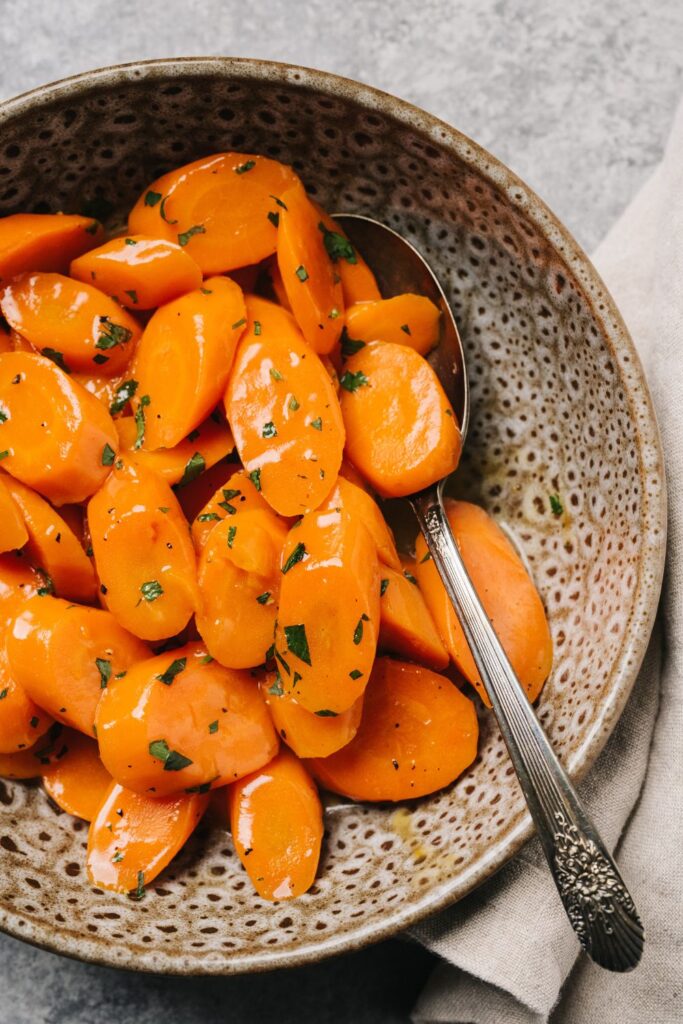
<box><xmin>411</xmin><ymin>488</ymin><xmax>644</xmax><ymax>972</ymax></box>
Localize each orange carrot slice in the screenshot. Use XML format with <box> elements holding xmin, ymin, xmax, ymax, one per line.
<box><xmin>340</xmin><ymin>340</ymin><xmax>462</xmax><ymax>497</ymax></box>
<box><xmin>0</xmin><ymin>351</ymin><xmax>119</xmax><ymax>505</ymax></box>
<box><xmin>196</xmin><ymin>508</ymin><xmax>288</xmax><ymax>669</ymax></box>
<box><xmin>224</xmin><ymin>295</ymin><xmax>344</xmax><ymax>516</ymax></box>
<box><xmin>70</xmin><ymin>235</ymin><xmax>202</xmax><ymax>310</ymax></box>
<box><xmin>114</xmin><ymin>414</ymin><xmax>234</xmax><ymax>486</ymax></box>
<box><xmin>130</xmin><ymin>276</ymin><xmax>245</xmax><ymax>449</ymax></box>
<box><xmin>128</xmin><ymin>153</ymin><xmax>300</xmax><ymax>273</ymax></box>
<box><xmin>309</xmin><ymin>657</ymin><xmax>478</xmax><ymax>801</ymax></box>
<box><xmin>378</xmin><ymin>564</ymin><xmax>449</xmax><ymax>669</ymax></box>
<box><xmin>0</xmin><ymin>636</ymin><xmax>53</xmax><ymax>753</ymax></box>
<box><xmin>87</xmin><ymin>780</ymin><xmax>209</xmax><ymax>893</ymax></box>
<box><xmin>0</xmin><ymin>721</ymin><xmax>73</xmax><ymax>778</ymax></box>
<box><xmin>4</xmin><ymin>475</ymin><xmax>97</xmax><ymax>602</ymax></box>
<box><xmin>334</xmin><ymin>476</ymin><xmax>400</xmax><ymax>570</ymax></box>
<box><xmin>228</xmin><ymin>747</ymin><xmax>323</xmax><ymax>900</ymax></box>
<box><xmin>0</xmin><ymin>214</ymin><xmax>104</xmax><ymax>285</ymax></box>
<box><xmin>1</xmin><ymin>273</ymin><xmax>141</xmax><ymax>375</ymax></box>
<box><xmin>96</xmin><ymin>642</ymin><xmax>278</xmax><ymax>797</ymax></box>
<box><xmin>87</xmin><ymin>460</ymin><xmax>198</xmax><ymax>641</ymax></box>
<box><xmin>190</xmin><ymin>466</ymin><xmax>273</xmax><ymax>552</ymax></box>
<box><xmin>415</xmin><ymin>500</ymin><xmax>553</xmax><ymax>705</ymax></box>
<box><xmin>0</xmin><ymin>551</ymin><xmax>41</xmax><ymax>611</ymax></box>
<box><xmin>0</xmin><ymin>475</ymin><xmax>28</xmax><ymax>552</ymax></box>
<box><xmin>261</xmin><ymin>675</ymin><xmax>363</xmax><ymax>758</ymax></box>
<box><xmin>72</xmin><ymin>373</ymin><xmax>122</xmax><ymax>410</ymax></box>
<box><xmin>345</xmin><ymin>295</ymin><xmax>440</xmax><ymax>355</ymax></box>
<box><xmin>42</xmin><ymin>730</ymin><xmax>112</xmax><ymax>819</ymax></box>
<box><xmin>274</xmin><ymin>481</ymin><xmax>380</xmax><ymax>714</ymax></box>
<box><xmin>6</xmin><ymin>594</ymin><xmax>148</xmax><ymax>736</ymax></box>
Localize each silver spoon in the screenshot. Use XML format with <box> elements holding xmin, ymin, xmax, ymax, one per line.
<box><xmin>335</xmin><ymin>213</ymin><xmax>644</xmax><ymax>973</ymax></box>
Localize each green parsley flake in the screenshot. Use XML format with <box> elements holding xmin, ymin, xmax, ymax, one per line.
<box><xmin>232</xmin><ymin>317</ymin><xmax>247</xmax><ymax>330</ymax></box>
<box><xmin>400</xmin><ymin>323</ymin><xmax>411</xmax><ymax>335</ymax></box>
<box><xmin>267</xmin><ymin>211</ymin><xmax>279</xmax><ymax>228</ymax></box>
<box><xmin>549</xmin><ymin>493</ymin><xmax>564</xmax><ymax>517</ymax></box>
<box><xmin>289</xmin><ymin>396</ymin><xmax>300</xmax><ymax>411</ymax></box>
<box><xmin>112</xmin><ymin>851</ymin><xmax>125</xmax><ymax>863</ymax></box>
<box><xmin>200</xmin><ymin>654</ymin><xmax>214</xmax><ymax>665</ymax></box>
<box><xmin>295</xmin><ymin>265</ymin><xmax>309</xmax><ymax>282</ymax></box>
<box><xmin>380</xmin><ymin>578</ymin><xmax>390</xmax><ymax>596</ymax></box>
<box><xmin>148</xmin><ymin>739</ymin><xmax>193</xmax><ymax>771</ymax></box>
<box><xmin>178</xmin><ymin>451</ymin><xmax>206</xmax><ymax>487</ymax></box>
<box><xmin>318</xmin><ymin>223</ymin><xmax>357</xmax><ymax>264</ymax></box>
<box><xmin>249</xmin><ymin>469</ymin><xmax>262</xmax><ymax>492</ymax></box>
<box><xmin>353</xmin><ymin>613</ymin><xmax>369</xmax><ymax>645</ymax></box>
<box><xmin>310</xmin><ymin>417</ymin><xmax>322</xmax><ymax>431</ymax></box>
<box><xmin>42</xmin><ymin>347</ymin><xmax>69</xmax><ymax>372</ymax></box>
<box><xmin>144</xmin><ymin>191</ymin><xmax>162</xmax><ymax>207</ymax></box>
<box><xmin>284</xmin><ymin>624</ymin><xmax>312</xmax><ymax>666</ymax></box>
<box><xmin>282</xmin><ymin>541</ymin><xmax>306</xmax><ymax>574</ymax></box>
<box><xmin>95</xmin><ymin>658</ymin><xmax>111</xmax><ymax>689</ymax></box>
<box><xmin>218</xmin><ymin>488</ymin><xmax>241</xmax><ymax>515</ymax></box>
<box><xmin>235</xmin><ymin>160</ymin><xmax>256</xmax><ymax>174</ymax></box>
<box><xmin>0</xmin><ymin>689</ymin><xmax>7</xmax><ymax>700</ymax></box>
<box><xmin>269</xmin><ymin>194</ymin><xmax>288</xmax><ymax>210</ymax></box>
<box><xmin>420</xmin><ymin>551</ymin><xmax>432</xmax><ymax>563</ymax></box>
<box><xmin>208</xmin><ymin>720</ymin><xmax>218</xmax><ymax>734</ymax></box>
<box><xmin>101</xmin><ymin>443</ymin><xmax>116</xmax><ymax>466</ymax></box>
<box><xmin>140</xmin><ymin>579</ymin><xmax>163</xmax><ymax>602</ymax></box>
<box><xmin>156</xmin><ymin>657</ymin><xmax>186</xmax><ymax>686</ymax></box>
<box><xmin>253</xmin><ymin>320</ymin><xmax>262</xmax><ymax>336</ymax></box>
<box><xmin>159</xmin><ymin>196</ymin><xmax>177</xmax><ymax>224</ymax></box>
<box><xmin>177</xmin><ymin>225</ymin><xmax>206</xmax><ymax>247</ymax></box>
<box><xmin>270</xmin><ymin>367</ymin><xmax>284</xmax><ymax>382</ymax></box>
<box><xmin>133</xmin><ymin>870</ymin><xmax>146</xmax><ymax>900</ymax></box>
<box><xmin>262</xmin><ymin>421</ymin><xmax>277</xmax><ymax>438</ymax></box>
<box><xmin>403</xmin><ymin>570</ymin><xmax>418</xmax><ymax>586</ymax></box>
<box><xmin>96</xmin><ymin>317</ymin><xmax>133</xmax><ymax>351</ymax></box>
<box><xmin>349</xmin><ymin>669</ymin><xmax>363</xmax><ymax>680</ymax></box>
<box><xmin>268</xmin><ymin>677</ymin><xmax>284</xmax><ymax>696</ymax></box>
<box><xmin>256</xmin><ymin>592</ymin><xmax>271</xmax><ymax>605</ymax></box>
<box><xmin>341</xmin><ymin>334</ymin><xmax>366</xmax><ymax>358</ymax></box>
<box><xmin>315</xmin><ymin>709</ymin><xmax>338</xmax><ymax>717</ymax></box>
<box><xmin>125</xmin><ymin>289</ymin><xmax>138</xmax><ymax>305</ymax></box>
<box><xmin>133</xmin><ymin>394</ymin><xmax>151</xmax><ymax>450</ymax></box>
<box><xmin>0</xmin><ymin>451</ymin><xmax>8</xmax><ymax>462</ymax></box>
<box><xmin>36</xmin><ymin>571</ymin><xmax>55</xmax><ymax>597</ymax></box>
<box><xmin>197</xmin><ymin>512</ymin><xmax>221</xmax><ymax>523</ymax></box>
<box><xmin>340</xmin><ymin>370</ymin><xmax>369</xmax><ymax>392</ymax></box>
<box><xmin>227</xmin><ymin>525</ymin><xmax>237</xmax><ymax>548</ymax></box>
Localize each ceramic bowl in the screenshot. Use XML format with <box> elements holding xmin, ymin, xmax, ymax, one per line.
<box><xmin>0</xmin><ymin>57</ymin><xmax>665</xmax><ymax>973</ymax></box>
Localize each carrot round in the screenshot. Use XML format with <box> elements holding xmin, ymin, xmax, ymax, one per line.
<box><xmin>196</xmin><ymin>509</ymin><xmax>287</xmax><ymax>669</ymax></box>
<box><xmin>224</xmin><ymin>295</ymin><xmax>344</xmax><ymax>516</ymax></box>
<box><xmin>1</xmin><ymin>273</ymin><xmax>141</xmax><ymax>376</ymax></box>
<box><xmin>72</xmin><ymin>373</ymin><xmax>121</xmax><ymax>410</ymax></box>
<box><xmin>130</xmin><ymin>276</ymin><xmax>245</xmax><ymax>449</ymax></box>
<box><xmin>228</xmin><ymin>747</ymin><xmax>323</xmax><ymax>901</ymax></box>
<box><xmin>0</xmin><ymin>475</ymin><xmax>28</xmax><ymax>552</ymax></box>
<box><xmin>70</xmin><ymin>235</ymin><xmax>202</xmax><ymax>310</ymax></box>
<box><xmin>0</xmin><ymin>213</ymin><xmax>103</xmax><ymax>286</ymax></box>
<box><xmin>378</xmin><ymin>564</ymin><xmax>449</xmax><ymax>670</ymax></box>
<box><xmin>0</xmin><ymin>639</ymin><xmax>53</xmax><ymax>753</ymax></box>
<box><xmin>114</xmin><ymin>414</ymin><xmax>234</xmax><ymax>486</ymax></box>
<box><xmin>87</xmin><ymin>460</ymin><xmax>198</xmax><ymax>641</ymax></box>
<box><xmin>310</xmin><ymin>657</ymin><xmax>478</xmax><ymax>801</ymax></box>
<box><xmin>340</xmin><ymin>340</ymin><xmax>462</xmax><ymax>497</ymax></box>
<box><xmin>42</xmin><ymin>730</ymin><xmax>112</xmax><ymax>820</ymax></box>
<box><xmin>315</xmin><ymin>207</ymin><xmax>381</xmax><ymax>305</ymax></box>
<box><xmin>261</xmin><ymin>675</ymin><xmax>363</xmax><ymax>758</ymax></box>
<box><xmin>0</xmin><ymin>721</ymin><xmax>73</xmax><ymax>779</ymax></box>
<box><xmin>96</xmin><ymin>642</ymin><xmax>279</xmax><ymax>797</ymax></box>
<box><xmin>190</xmin><ymin>466</ymin><xmax>273</xmax><ymax>552</ymax></box>
<box><xmin>6</xmin><ymin>594</ymin><xmax>149</xmax><ymax>736</ymax></box>
<box><xmin>334</xmin><ymin>477</ymin><xmax>400</xmax><ymax>570</ymax></box>
<box><xmin>274</xmin><ymin>481</ymin><xmax>380</xmax><ymax>714</ymax></box>
<box><xmin>345</xmin><ymin>294</ymin><xmax>440</xmax><ymax>356</ymax></box>
<box><xmin>0</xmin><ymin>351</ymin><xmax>119</xmax><ymax>505</ymax></box>
<box><xmin>128</xmin><ymin>153</ymin><xmax>300</xmax><ymax>273</ymax></box>
<box><xmin>4</xmin><ymin>475</ymin><xmax>97</xmax><ymax>602</ymax></box>
<box><xmin>87</xmin><ymin>780</ymin><xmax>209</xmax><ymax>893</ymax></box>
<box><xmin>415</xmin><ymin>500</ymin><xmax>553</xmax><ymax>706</ymax></box>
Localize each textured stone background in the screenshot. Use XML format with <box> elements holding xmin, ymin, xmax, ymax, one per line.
<box><xmin>0</xmin><ymin>1</ymin><xmax>681</xmax><ymax>1021</ymax></box>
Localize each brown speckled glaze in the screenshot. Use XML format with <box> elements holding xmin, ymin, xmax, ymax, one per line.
<box><xmin>0</xmin><ymin>58</ymin><xmax>666</xmax><ymax>974</ymax></box>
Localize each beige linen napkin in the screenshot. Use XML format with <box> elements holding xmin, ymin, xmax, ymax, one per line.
<box><xmin>412</xmin><ymin>99</ymin><xmax>683</xmax><ymax>1024</ymax></box>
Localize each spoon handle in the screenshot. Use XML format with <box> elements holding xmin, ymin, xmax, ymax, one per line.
<box><xmin>411</xmin><ymin>488</ymin><xmax>644</xmax><ymax>972</ymax></box>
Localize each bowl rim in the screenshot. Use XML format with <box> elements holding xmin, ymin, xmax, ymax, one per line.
<box><xmin>0</xmin><ymin>55</ymin><xmax>667</xmax><ymax>975</ymax></box>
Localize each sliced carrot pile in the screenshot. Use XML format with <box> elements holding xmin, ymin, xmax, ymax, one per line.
<box><xmin>190</xmin><ymin>466</ymin><xmax>273</xmax><ymax>551</ymax></box>
<box><xmin>42</xmin><ymin>729</ymin><xmax>112</xmax><ymax>819</ymax></box>
<box><xmin>130</xmin><ymin>276</ymin><xmax>245</xmax><ymax>449</ymax></box>
<box><xmin>70</xmin><ymin>234</ymin><xmax>203</xmax><ymax>309</ymax></box>
<box><xmin>224</xmin><ymin>295</ymin><xmax>344</xmax><ymax>516</ymax></box>
<box><xmin>114</xmin><ymin>414</ymin><xmax>233</xmax><ymax>486</ymax></box>
<box><xmin>0</xmin><ymin>214</ymin><xmax>103</xmax><ymax>285</ymax></box>
<box><xmin>1</xmin><ymin>272</ymin><xmax>141</xmax><ymax>375</ymax></box>
<box><xmin>261</xmin><ymin>675</ymin><xmax>363</xmax><ymax>759</ymax></box>
<box><xmin>87</xmin><ymin>780</ymin><xmax>209</xmax><ymax>893</ymax></box>
<box><xmin>310</xmin><ymin>657</ymin><xmax>478</xmax><ymax>801</ymax></box>
<box><xmin>415</xmin><ymin>500</ymin><xmax>553</xmax><ymax>705</ymax></box>
<box><xmin>345</xmin><ymin>294</ymin><xmax>440</xmax><ymax>355</ymax></box>
<box><xmin>228</xmin><ymin>747</ymin><xmax>323</xmax><ymax>900</ymax></box>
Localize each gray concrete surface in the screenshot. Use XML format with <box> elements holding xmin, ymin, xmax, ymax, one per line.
<box><xmin>0</xmin><ymin>1</ymin><xmax>681</xmax><ymax>1021</ymax></box>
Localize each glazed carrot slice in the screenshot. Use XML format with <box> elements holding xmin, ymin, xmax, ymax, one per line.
<box><xmin>128</xmin><ymin>153</ymin><xmax>300</xmax><ymax>273</ymax></box>
<box><xmin>0</xmin><ymin>352</ymin><xmax>119</xmax><ymax>505</ymax></box>
<box><xmin>70</xmin><ymin>235</ymin><xmax>202</xmax><ymax>310</ymax></box>
<box><xmin>345</xmin><ymin>295</ymin><xmax>440</xmax><ymax>356</ymax></box>
<box><xmin>0</xmin><ymin>721</ymin><xmax>73</xmax><ymax>779</ymax></box>
<box><xmin>0</xmin><ymin>551</ymin><xmax>41</xmax><ymax>611</ymax></box>
<box><xmin>6</xmin><ymin>594</ymin><xmax>149</xmax><ymax>736</ymax></box>
<box><xmin>87</xmin><ymin>460</ymin><xmax>198</xmax><ymax>641</ymax></box>
<box><xmin>0</xmin><ymin>476</ymin><xmax>28</xmax><ymax>552</ymax></box>
<box><xmin>96</xmin><ymin>642</ymin><xmax>278</xmax><ymax>797</ymax></box>
<box><xmin>130</xmin><ymin>276</ymin><xmax>245</xmax><ymax>449</ymax></box>
<box><xmin>4</xmin><ymin>476</ymin><xmax>97</xmax><ymax>602</ymax></box>
<box><xmin>315</xmin><ymin>206</ymin><xmax>381</xmax><ymax>305</ymax></box>
<box><xmin>378</xmin><ymin>564</ymin><xmax>449</xmax><ymax>670</ymax></box>
<box><xmin>309</xmin><ymin>657</ymin><xmax>478</xmax><ymax>801</ymax></box>
<box><xmin>114</xmin><ymin>414</ymin><xmax>234</xmax><ymax>486</ymax></box>
<box><xmin>87</xmin><ymin>780</ymin><xmax>209</xmax><ymax>893</ymax></box>
<box><xmin>334</xmin><ymin>477</ymin><xmax>400</xmax><ymax>570</ymax></box>
<box><xmin>274</xmin><ymin>481</ymin><xmax>380</xmax><ymax>714</ymax></box>
<box><xmin>228</xmin><ymin>747</ymin><xmax>323</xmax><ymax>900</ymax></box>
<box><xmin>261</xmin><ymin>675</ymin><xmax>363</xmax><ymax>758</ymax></box>
<box><xmin>340</xmin><ymin>341</ymin><xmax>462</xmax><ymax>497</ymax></box>
<box><xmin>72</xmin><ymin>373</ymin><xmax>121</xmax><ymax>410</ymax></box>
<box><xmin>42</xmin><ymin>730</ymin><xmax>112</xmax><ymax>819</ymax></box>
<box><xmin>0</xmin><ymin>273</ymin><xmax>141</xmax><ymax>376</ymax></box>
<box><xmin>415</xmin><ymin>500</ymin><xmax>553</xmax><ymax>706</ymax></box>
<box><xmin>0</xmin><ymin>638</ymin><xmax>53</xmax><ymax>753</ymax></box>
<box><xmin>0</xmin><ymin>213</ymin><xmax>103</xmax><ymax>286</ymax></box>
<box><xmin>196</xmin><ymin>509</ymin><xmax>288</xmax><ymax>669</ymax></box>
<box><xmin>224</xmin><ymin>295</ymin><xmax>344</xmax><ymax>516</ymax></box>
<box><xmin>190</xmin><ymin>466</ymin><xmax>273</xmax><ymax>552</ymax></box>
<box><xmin>276</xmin><ymin>182</ymin><xmax>344</xmax><ymax>354</ymax></box>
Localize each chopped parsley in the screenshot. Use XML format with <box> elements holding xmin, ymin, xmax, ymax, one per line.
<box><xmin>254</xmin><ymin>320</ymin><xmax>262</xmax><ymax>336</ymax></box>
<box><xmin>178</xmin><ymin>451</ymin><xmax>205</xmax><ymax>487</ymax></box>
<box><xmin>269</xmin><ymin>194</ymin><xmax>288</xmax><ymax>210</ymax></box>
<box><xmin>403</xmin><ymin>570</ymin><xmax>418</xmax><ymax>586</ymax></box>
<box><xmin>353</xmin><ymin>613</ymin><xmax>369</xmax><ymax>645</ymax></box>
<box><xmin>249</xmin><ymin>468</ymin><xmax>262</xmax><ymax>492</ymax></box>
<box><xmin>315</xmin><ymin>709</ymin><xmax>338</xmax><ymax>717</ymax></box>
<box><xmin>0</xmin><ymin>451</ymin><xmax>8</xmax><ymax>462</ymax></box>
<box><xmin>133</xmin><ymin>870</ymin><xmax>146</xmax><ymax>901</ymax></box>
<box><xmin>400</xmin><ymin>323</ymin><xmax>411</xmax><ymax>335</ymax></box>
<box><xmin>420</xmin><ymin>551</ymin><xmax>432</xmax><ymax>563</ymax></box>
<box><xmin>96</xmin><ymin>317</ymin><xmax>133</xmax><ymax>351</ymax></box>
<box><xmin>208</xmin><ymin>720</ymin><xmax>218</xmax><ymax>734</ymax></box>
<box><xmin>310</xmin><ymin>417</ymin><xmax>322</xmax><ymax>431</ymax></box>
<box><xmin>124</xmin><ymin>289</ymin><xmax>138</xmax><ymax>305</ymax></box>
<box><xmin>267</xmin><ymin>211</ymin><xmax>279</xmax><ymax>228</ymax></box>
<box><xmin>340</xmin><ymin>370</ymin><xmax>369</xmax><ymax>392</ymax></box>
<box><xmin>144</xmin><ymin>190</ymin><xmax>162</xmax><ymax>207</ymax></box>
<box><xmin>101</xmin><ymin>443</ymin><xmax>116</xmax><ymax>466</ymax></box>
<box><xmin>262</xmin><ymin>421</ymin><xmax>277</xmax><ymax>438</ymax></box>
<box><xmin>218</xmin><ymin>488</ymin><xmax>241</xmax><ymax>515</ymax></box>
<box><xmin>178</xmin><ymin>225</ymin><xmax>206</xmax><ymax>246</ymax></box>
<box><xmin>281</xmin><ymin>542</ymin><xmax>306</xmax><ymax>574</ymax></box>
<box><xmin>133</xmin><ymin>394</ymin><xmax>151</xmax><ymax>449</ymax></box>
<box><xmin>549</xmin><ymin>493</ymin><xmax>564</xmax><ymax>517</ymax></box>
<box><xmin>318</xmin><ymin>223</ymin><xmax>357</xmax><ymax>264</ymax></box>
<box><xmin>295</xmin><ymin>265</ymin><xmax>309</xmax><ymax>282</ymax></box>
<box><xmin>36</xmin><ymin>570</ymin><xmax>55</xmax><ymax>597</ymax></box>
<box><xmin>0</xmin><ymin>689</ymin><xmax>7</xmax><ymax>700</ymax></box>
<box><xmin>197</xmin><ymin>512</ymin><xmax>220</xmax><ymax>523</ymax></box>
<box><xmin>227</xmin><ymin>525</ymin><xmax>237</xmax><ymax>548</ymax></box>
<box><xmin>200</xmin><ymin>654</ymin><xmax>214</xmax><ymax>664</ymax></box>
<box><xmin>341</xmin><ymin>333</ymin><xmax>366</xmax><ymax>358</ymax></box>
<box><xmin>95</xmin><ymin>658</ymin><xmax>111</xmax><ymax>689</ymax></box>
<box><xmin>148</xmin><ymin>739</ymin><xmax>193</xmax><ymax>771</ymax></box>
<box><xmin>159</xmin><ymin>196</ymin><xmax>177</xmax><ymax>224</ymax></box>
<box><xmin>268</xmin><ymin>677</ymin><xmax>284</xmax><ymax>696</ymax></box>
<box><xmin>140</xmin><ymin>579</ymin><xmax>163</xmax><ymax>602</ymax></box>
<box><xmin>380</xmin><ymin>578</ymin><xmax>390</xmax><ymax>596</ymax></box>
<box><xmin>269</xmin><ymin>367</ymin><xmax>284</xmax><ymax>382</ymax></box>
<box><xmin>349</xmin><ymin>669</ymin><xmax>363</xmax><ymax>680</ymax></box>
<box><xmin>156</xmin><ymin>657</ymin><xmax>186</xmax><ymax>686</ymax></box>
<box><xmin>289</xmin><ymin>396</ymin><xmax>300</xmax><ymax>411</ymax></box>
<box><xmin>256</xmin><ymin>592</ymin><xmax>271</xmax><ymax>605</ymax></box>
<box><xmin>235</xmin><ymin>159</ymin><xmax>256</xmax><ymax>174</ymax></box>
<box><xmin>232</xmin><ymin>317</ymin><xmax>247</xmax><ymax>330</ymax></box>
<box><xmin>41</xmin><ymin>347</ymin><xmax>69</xmax><ymax>372</ymax></box>
<box><xmin>284</xmin><ymin>624</ymin><xmax>311</xmax><ymax>666</ymax></box>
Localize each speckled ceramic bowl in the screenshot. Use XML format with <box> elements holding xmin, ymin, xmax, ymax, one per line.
<box><xmin>0</xmin><ymin>57</ymin><xmax>666</xmax><ymax>974</ymax></box>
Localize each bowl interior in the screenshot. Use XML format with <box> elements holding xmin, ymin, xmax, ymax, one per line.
<box><xmin>0</xmin><ymin>59</ymin><xmax>664</xmax><ymax>973</ymax></box>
